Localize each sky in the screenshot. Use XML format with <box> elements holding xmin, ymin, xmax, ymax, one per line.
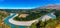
<box><xmin>0</xmin><ymin>0</ymin><xmax>60</xmax><ymax>9</ymax></box>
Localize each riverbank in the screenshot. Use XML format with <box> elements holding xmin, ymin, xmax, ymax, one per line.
<box><xmin>9</xmin><ymin>18</ymin><xmax>38</xmax><ymax>26</ymax></box>
<box><xmin>9</xmin><ymin>12</ymin><xmax>56</xmax><ymax>26</ymax></box>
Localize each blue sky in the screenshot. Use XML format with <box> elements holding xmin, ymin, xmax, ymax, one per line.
<box><xmin>0</xmin><ymin>0</ymin><xmax>60</xmax><ymax>9</ymax></box>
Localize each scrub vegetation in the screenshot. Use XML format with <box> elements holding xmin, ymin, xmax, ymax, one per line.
<box><xmin>13</xmin><ymin>9</ymin><xmax>52</xmax><ymax>21</ymax></box>
<box><xmin>0</xmin><ymin>9</ymin><xmax>60</xmax><ymax>28</ymax></box>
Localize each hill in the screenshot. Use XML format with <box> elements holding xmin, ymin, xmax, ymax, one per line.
<box><xmin>37</xmin><ymin>4</ymin><xmax>60</xmax><ymax>10</ymax></box>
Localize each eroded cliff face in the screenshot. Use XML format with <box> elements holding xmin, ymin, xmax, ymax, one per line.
<box><xmin>38</xmin><ymin>4</ymin><xmax>60</xmax><ymax>10</ymax></box>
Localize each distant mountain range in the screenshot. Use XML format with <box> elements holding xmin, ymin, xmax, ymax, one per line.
<box><xmin>37</xmin><ymin>4</ymin><xmax>60</xmax><ymax>10</ymax></box>
<box><xmin>0</xmin><ymin>4</ymin><xmax>60</xmax><ymax>10</ymax></box>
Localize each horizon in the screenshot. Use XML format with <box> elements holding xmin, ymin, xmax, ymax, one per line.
<box><xmin>0</xmin><ymin>0</ymin><xmax>60</xmax><ymax>9</ymax></box>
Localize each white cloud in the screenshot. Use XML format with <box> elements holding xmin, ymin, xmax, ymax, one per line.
<box><xmin>0</xmin><ymin>7</ymin><xmax>35</xmax><ymax>9</ymax></box>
